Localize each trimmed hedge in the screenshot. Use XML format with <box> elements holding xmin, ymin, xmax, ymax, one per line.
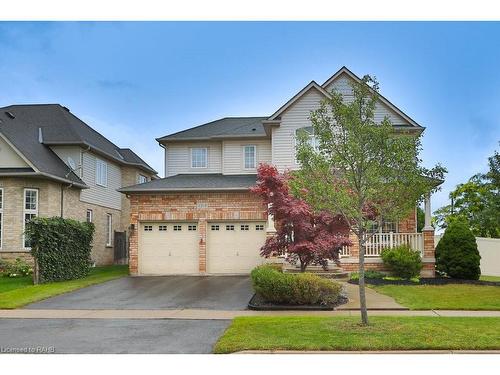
<box><xmin>26</xmin><ymin>217</ymin><xmax>95</xmax><ymax>283</ymax></box>
<box><xmin>381</xmin><ymin>245</ymin><xmax>423</xmax><ymax>279</ymax></box>
<box><xmin>250</xmin><ymin>265</ymin><xmax>342</xmax><ymax>305</ymax></box>
<box><xmin>435</xmin><ymin>220</ymin><xmax>481</xmax><ymax>280</ymax></box>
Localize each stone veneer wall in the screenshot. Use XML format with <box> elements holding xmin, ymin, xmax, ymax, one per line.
<box><xmin>0</xmin><ymin>177</ymin><xmax>121</xmax><ymax>265</ymax></box>
<box><xmin>127</xmin><ymin>191</ymin><xmax>268</xmax><ymax>275</ymax></box>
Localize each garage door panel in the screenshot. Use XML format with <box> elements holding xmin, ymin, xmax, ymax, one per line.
<box><xmin>207</xmin><ymin>222</ymin><xmax>266</xmax><ymax>274</ymax></box>
<box><xmin>139</xmin><ymin>222</ymin><xmax>199</xmax><ymax>275</ymax></box>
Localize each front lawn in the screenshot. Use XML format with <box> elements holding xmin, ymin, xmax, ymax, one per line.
<box><xmin>0</xmin><ymin>265</ymin><xmax>128</xmax><ymax>309</ymax></box>
<box><xmin>481</xmin><ymin>275</ymin><xmax>500</xmax><ymax>282</ymax></box>
<box><xmin>214</xmin><ymin>316</ymin><xmax>500</xmax><ymax>353</ymax></box>
<box><xmin>371</xmin><ymin>284</ymin><xmax>500</xmax><ymax>310</ymax></box>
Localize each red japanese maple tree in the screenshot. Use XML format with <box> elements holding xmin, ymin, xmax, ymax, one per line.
<box><xmin>251</xmin><ymin>164</ymin><xmax>351</xmax><ymax>272</ymax></box>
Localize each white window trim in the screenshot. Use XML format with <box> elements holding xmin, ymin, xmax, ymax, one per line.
<box><xmin>106</xmin><ymin>213</ymin><xmax>112</xmax><ymax>247</ymax></box>
<box><xmin>86</xmin><ymin>209</ymin><xmax>93</xmax><ymax>223</ymax></box>
<box><xmin>0</xmin><ymin>188</ymin><xmax>3</xmax><ymax>250</ymax></box>
<box><xmin>190</xmin><ymin>147</ymin><xmax>208</xmax><ymax>169</ymax></box>
<box><xmin>243</xmin><ymin>145</ymin><xmax>257</xmax><ymax>170</ymax></box>
<box><xmin>23</xmin><ymin>188</ymin><xmax>38</xmax><ymax>250</ymax></box>
<box><xmin>138</xmin><ymin>174</ymin><xmax>148</xmax><ymax>184</ymax></box>
<box><xmin>95</xmin><ymin>158</ymin><xmax>108</xmax><ymax>187</ymax></box>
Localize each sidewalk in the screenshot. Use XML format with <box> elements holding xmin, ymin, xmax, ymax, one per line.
<box><xmin>1</xmin><ymin>308</ymin><xmax>500</xmax><ymax>320</ymax></box>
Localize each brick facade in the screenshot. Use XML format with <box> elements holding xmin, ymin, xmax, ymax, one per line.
<box><xmin>127</xmin><ymin>194</ymin><xmax>436</xmax><ymax>277</ymax></box>
<box><xmin>126</xmin><ymin>191</ymin><xmax>268</xmax><ymax>275</ymax></box>
<box><xmin>0</xmin><ymin>169</ymin><xmax>151</xmax><ymax>266</ymax></box>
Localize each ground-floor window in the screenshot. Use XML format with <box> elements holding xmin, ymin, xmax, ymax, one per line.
<box><xmin>23</xmin><ymin>188</ymin><xmax>38</xmax><ymax>249</ymax></box>
<box><xmin>86</xmin><ymin>209</ymin><xmax>93</xmax><ymax>223</ymax></box>
<box><xmin>106</xmin><ymin>213</ymin><xmax>112</xmax><ymax>246</ymax></box>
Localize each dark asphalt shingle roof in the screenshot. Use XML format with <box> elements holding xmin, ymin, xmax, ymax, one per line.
<box><xmin>119</xmin><ymin>173</ymin><xmax>258</xmax><ymax>193</ymax></box>
<box><xmin>0</xmin><ymin>104</ymin><xmax>156</xmax><ymax>186</ymax></box>
<box><xmin>157</xmin><ymin>117</ymin><xmax>268</xmax><ymax>142</ymax></box>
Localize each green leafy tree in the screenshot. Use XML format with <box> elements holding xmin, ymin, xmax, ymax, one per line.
<box><xmin>435</xmin><ymin>219</ymin><xmax>481</xmax><ymax>279</ymax></box>
<box><xmin>417</xmin><ymin>206</ymin><xmax>425</xmax><ymax>232</ymax></box>
<box><xmin>291</xmin><ymin>75</ymin><xmax>445</xmax><ymax>325</ymax></box>
<box><xmin>434</xmin><ymin>146</ymin><xmax>500</xmax><ymax>238</ymax></box>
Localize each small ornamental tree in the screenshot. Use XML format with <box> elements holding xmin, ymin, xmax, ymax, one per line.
<box><xmin>435</xmin><ymin>219</ymin><xmax>481</xmax><ymax>280</ymax></box>
<box><xmin>291</xmin><ymin>74</ymin><xmax>446</xmax><ymax>325</ymax></box>
<box><xmin>251</xmin><ymin>164</ymin><xmax>351</xmax><ymax>272</ymax></box>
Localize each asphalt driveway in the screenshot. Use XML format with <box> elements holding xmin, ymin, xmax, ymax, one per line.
<box><xmin>26</xmin><ymin>275</ymin><xmax>253</xmax><ymax>310</ymax></box>
<box><xmin>0</xmin><ymin>318</ymin><xmax>230</xmax><ymax>354</ymax></box>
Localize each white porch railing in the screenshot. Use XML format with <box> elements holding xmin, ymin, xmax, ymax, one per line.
<box><xmin>340</xmin><ymin>232</ymin><xmax>423</xmax><ymax>257</ymax></box>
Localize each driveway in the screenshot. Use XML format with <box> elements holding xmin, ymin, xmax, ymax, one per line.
<box><xmin>0</xmin><ymin>319</ymin><xmax>230</xmax><ymax>354</ymax></box>
<box><xmin>26</xmin><ymin>275</ymin><xmax>253</xmax><ymax>310</ymax></box>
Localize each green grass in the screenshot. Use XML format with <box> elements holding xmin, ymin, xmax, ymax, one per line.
<box><xmin>481</xmin><ymin>275</ymin><xmax>500</xmax><ymax>282</ymax></box>
<box><xmin>214</xmin><ymin>316</ymin><xmax>500</xmax><ymax>353</ymax></box>
<box><xmin>0</xmin><ymin>265</ymin><xmax>128</xmax><ymax>309</ymax></box>
<box><xmin>0</xmin><ymin>276</ymin><xmax>32</xmax><ymax>293</ymax></box>
<box><xmin>371</xmin><ymin>284</ymin><xmax>500</xmax><ymax>310</ymax></box>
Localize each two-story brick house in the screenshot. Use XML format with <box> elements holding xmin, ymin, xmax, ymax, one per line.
<box><xmin>120</xmin><ymin>67</ymin><xmax>437</xmax><ymax>277</ymax></box>
<box><xmin>0</xmin><ymin>104</ymin><xmax>157</xmax><ymax>265</ymax></box>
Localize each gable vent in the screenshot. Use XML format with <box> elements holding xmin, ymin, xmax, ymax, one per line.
<box><xmin>5</xmin><ymin>111</ymin><xmax>15</xmax><ymax>119</ymax></box>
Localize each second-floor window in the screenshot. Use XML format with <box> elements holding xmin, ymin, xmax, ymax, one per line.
<box><xmin>138</xmin><ymin>174</ymin><xmax>148</xmax><ymax>184</ymax></box>
<box><xmin>95</xmin><ymin>159</ymin><xmax>108</xmax><ymax>187</ymax></box>
<box><xmin>191</xmin><ymin>148</ymin><xmax>207</xmax><ymax>168</ymax></box>
<box><xmin>295</xmin><ymin>126</ymin><xmax>319</xmax><ymax>163</ymax></box>
<box><xmin>244</xmin><ymin>145</ymin><xmax>256</xmax><ymax>169</ymax></box>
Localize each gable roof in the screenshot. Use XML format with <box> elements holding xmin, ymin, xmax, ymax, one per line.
<box><xmin>267</xmin><ymin>81</ymin><xmax>332</xmax><ymax>121</ymax></box>
<box><xmin>119</xmin><ymin>173</ymin><xmax>257</xmax><ymax>193</ymax></box>
<box><xmin>321</xmin><ymin>66</ymin><xmax>424</xmax><ymax>129</ymax></box>
<box><xmin>157</xmin><ymin>117</ymin><xmax>268</xmax><ymax>142</ymax></box>
<box><xmin>0</xmin><ymin>104</ymin><xmax>156</xmax><ymax>187</ymax></box>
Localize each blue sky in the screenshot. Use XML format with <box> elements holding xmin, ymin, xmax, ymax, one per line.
<box><xmin>1</xmin><ymin>22</ymin><xmax>499</xmax><ymax>211</ymax></box>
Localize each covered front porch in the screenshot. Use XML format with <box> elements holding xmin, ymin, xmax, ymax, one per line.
<box><xmin>337</xmin><ymin>193</ymin><xmax>436</xmax><ymax>277</ymax></box>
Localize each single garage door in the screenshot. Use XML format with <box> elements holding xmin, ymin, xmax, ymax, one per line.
<box><xmin>139</xmin><ymin>222</ymin><xmax>199</xmax><ymax>275</ymax></box>
<box><xmin>207</xmin><ymin>222</ymin><xmax>267</xmax><ymax>274</ymax></box>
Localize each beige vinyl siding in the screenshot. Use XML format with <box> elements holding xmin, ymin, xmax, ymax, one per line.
<box><xmin>80</xmin><ymin>152</ymin><xmax>122</xmax><ymax>210</ymax></box>
<box><xmin>271</xmin><ymin>87</ymin><xmax>324</xmax><ymax>172</ymax></box>
<box><xmin>49</xmin><ymin>146</ymin><xmax>83</xmax><ymax>175</ymax></box>
<box><xmin>0</xmin><ymin>136</ymin><xmax>29</xmax><ymax>168</ymax></box>
<box><xmin>165</xmin><ymin>142</ymin><xmax>222</xmax><ymax>177</ymax></box>
<box><xmin>324</xmin><ymin>73</ymin><xmax>408</xmax><ymax>125</ymax></box>
<box><xmin>222</xmin><ymin>140</ymin><xmax>272</xmax><ymax>174</ymax></box>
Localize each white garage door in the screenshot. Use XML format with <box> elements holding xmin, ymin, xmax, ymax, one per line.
<box><xmin>139</xmin><ymin>222</ymin><xmax>199</xmax><ymax>275</ymax></box>
<box><xmin>207</xmin><ymin>222</ymin><xmax>267</xmax><ymax>274</ymax></box>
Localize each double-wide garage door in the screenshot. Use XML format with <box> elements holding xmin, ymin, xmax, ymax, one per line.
<box><xmin>138</xmin><ymin>221</ymin><xmax>266</xmax><ymax>275</ymax></box>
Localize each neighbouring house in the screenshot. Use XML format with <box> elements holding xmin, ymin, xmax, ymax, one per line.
<box><xmin>0</xmin><ymin>104</ymin><xmax>157</xmax><ymax>265</ymax></box>
<box><xmin>119</xmin><ymin>66</ymin><xmax>436</xmax><ymax>277</ymax></box>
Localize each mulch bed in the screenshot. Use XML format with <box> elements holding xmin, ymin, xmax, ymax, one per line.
<box><xmin>248</xmin><ymin>293</ymin><xmax>349</xmax><ymax>311</ymax></box>
<box><xmin>348</xmin><ymin>278</ymin><xmax>500</xmax><ymax>287</ymax></box>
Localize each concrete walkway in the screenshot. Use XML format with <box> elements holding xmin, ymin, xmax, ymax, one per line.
<box><xmin>1</xmin><ymin>308</ymin><xmax>500</xmax><ymax>320</ymax></box>
<box><xmin>339</xmin><ymin>282</ymin><xmax>407</xmax><ymax>310</ymax></box>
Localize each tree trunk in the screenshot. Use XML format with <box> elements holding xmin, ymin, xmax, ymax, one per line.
<box><xmin>358</xmin><ymin>234</ymin><xmax>369</xmax><ymax>325</ymax></box>
<box><xmin>300</xmin><ymin>260</ymin><xmax>307</xmax><ymax>272</ymax></box>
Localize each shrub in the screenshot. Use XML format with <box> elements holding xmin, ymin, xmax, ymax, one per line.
<box><xmin>435</xmin><ymin>220</ymin><xmax>481</xmax><ymax>280</ymax></box>
<box><xmin>0</xmin><ymin>258</ymin><xmax>33</xmax><ymax>278</ymax></box>
<box><xmin>26</xmin><ymin>217</ymin><xmax>95</xmax><ymax>283</ymax></box>
<box><xmin>251</xmin><ymin>265</ymin><xmax>342</xmax><ymax>305</ymax></box>
<box><xmin>350</xmin><ymin>270</ymin><xmax>386</xmax><ymax>281</ymax></box>
<box><xmin>381</xmin><ymin>245</ymin><xmax>423</xmax><ymax>279</ymax></box>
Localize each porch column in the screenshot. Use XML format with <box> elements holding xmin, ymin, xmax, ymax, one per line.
<box><xmin>266</xmin><ymin>203</ymin><xmax>276</xmax><ymax>234</ymax></box>
<box><xmin>421</xmin><ymin>192</ymin><xmax>436</xmax><ymax>277</ymax></box>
